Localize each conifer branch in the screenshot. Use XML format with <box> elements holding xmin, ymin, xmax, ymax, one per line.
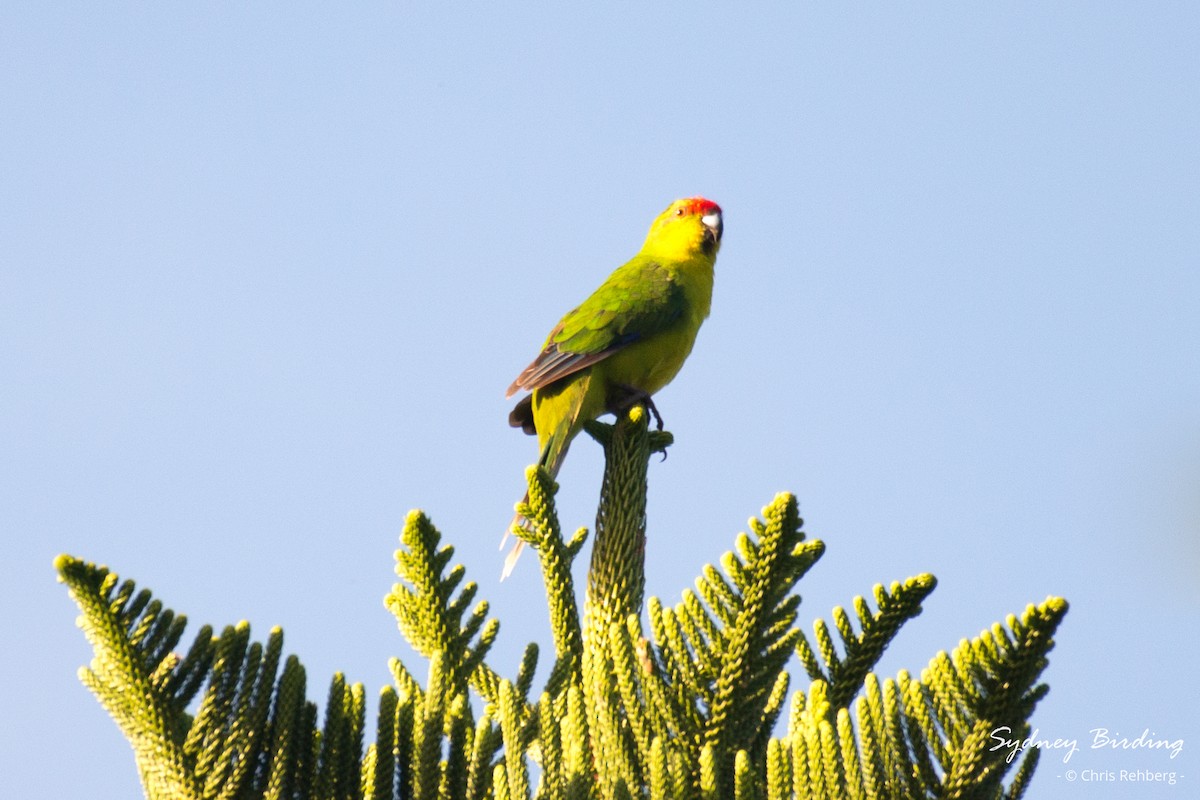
<box><xmin>933</xmin><ymin>598</ymin><xmax>1068</xmax><ymax>799</ymax></box>
<box><xmin>797</xmin><ymin>575</ymin><xmax>938</xmax><ymax>710</ymax></box>
<box><xmin>581</xmin><ymin>408</ymin><xmax>658</xmax><ymax>800</ymax></box>
<box><xmin>56</xmin><ymin>556</ymin><xmax>365</xmax><ymax>800</ymax></box>
<box><xmin>386</xmin><ymin>510</ymin><xmax>503</xmax><ymax>705</ymax></box>
<box><xmin>365</xmin><ymin>686</ymin><xmax>397</xmax><ymax>800</ymax></box>
<box><xmin>518</xmin><ymin>463</ymin><xmax>585</xmax><ymax>697</ymax></box>
<box><xmin>583</xmin><ymin>408</ymin><xmax>663</xmax><ymax>621</ymax></box>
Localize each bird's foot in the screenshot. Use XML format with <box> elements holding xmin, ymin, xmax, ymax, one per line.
<box><xmin>642</xmin><ymin>395</ymin><xmax>665</xmax><ymax>431</ymax></box>
<box><xmin>608</xmin><ymin>384</ymin><xmax>665</xmax><ymax>431</ymax></box>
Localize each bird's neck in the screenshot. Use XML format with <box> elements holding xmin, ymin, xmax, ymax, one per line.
<box><xmin>670</xmin><ymin>254</ymin><xmax>716</xmax><ymax>321</ymax></box>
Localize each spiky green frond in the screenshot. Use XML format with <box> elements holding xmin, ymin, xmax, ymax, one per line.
<box><xmin>386</xmin><ymin>509</ymin><xmax>503</xmax><ymax>706</ymax></box>
<box><xmin>774</xmin><ymin>597</ymin><xmax>1068</xmax><ymax>800</ymax></box>
<box><xmin>796</xmin><ymin>576</ymin><xmax>939</xmax><ymax>710</ymax></box>
<box><xmin>56</xmin><ymin>555</ymin><xmax>370</xmax><ymax>800</ymax></box>
<box><xmin>589</xmin><ymin>488</ymin><xmax>823</xmax><ymax>797</ymax></box>
<box><xmin>518</xmin><ymin>462</ymin><xmax>586</xmax><ymax>698</ymax></box>
<box><xmin>703</xmin><ymin>495</ymin><xmax>823</xmax><ymax>755</ymax></box>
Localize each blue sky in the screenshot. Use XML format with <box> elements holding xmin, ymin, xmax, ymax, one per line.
<box><xmin>3</xmin><ymin>4</ymin><xmax>1198</xmax><ymax>798</ymax></box>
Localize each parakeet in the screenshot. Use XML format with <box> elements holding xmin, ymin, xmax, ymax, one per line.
<box><xmin>502</xmin><ymin>196</ymin><xmax>723</xmax><ymax>578</ymax></box>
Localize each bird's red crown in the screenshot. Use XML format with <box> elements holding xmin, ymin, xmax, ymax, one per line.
<box><xmin>679</xmin><ymin>197</ymin><xmax>721</xmax><ymax>216</ymax></box>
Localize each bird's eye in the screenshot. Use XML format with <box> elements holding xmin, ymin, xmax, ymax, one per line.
<box><xmin>674</xmin><ymin>207</ymin><xmax>684</xmax><ymax>216</ymax></box>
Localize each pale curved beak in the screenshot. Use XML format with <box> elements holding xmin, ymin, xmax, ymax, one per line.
<box><xmin>701</xmin><ymin>210</ymin><xmax>723</xmax><ymax>244</ymax></box>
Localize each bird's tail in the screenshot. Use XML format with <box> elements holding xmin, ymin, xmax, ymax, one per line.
<box><xmin>500</xmin><ymin>380</ymin><xmax>588</xmax><ymax>580</ymax></box>
<box><xmin>500</xmin><ymin>440</ymin><xmax>568</xmax><ymax>579</ymax></box>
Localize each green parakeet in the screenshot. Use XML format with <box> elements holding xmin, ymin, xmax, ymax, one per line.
<box><xmin>502</xmin><ymin>196</ymin><xmax>723</xmax><ymax>577</ymax></box>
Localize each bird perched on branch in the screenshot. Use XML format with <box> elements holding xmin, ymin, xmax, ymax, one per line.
<box><xmin>502</xmin><ymin>196</ymin><xmax>723</xmax><ymax>578</ymax></box>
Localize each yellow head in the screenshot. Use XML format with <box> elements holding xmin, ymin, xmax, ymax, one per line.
<box><xmin>641</xmin><ymin>197</ymin><xmax>723</xmax><ymax>260</ymax></box>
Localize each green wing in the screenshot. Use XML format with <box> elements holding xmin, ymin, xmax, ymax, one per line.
<box><xmin>507</xmin><ymin>258</ymin><xmax>684</xmax><ymax>396</ymax></box>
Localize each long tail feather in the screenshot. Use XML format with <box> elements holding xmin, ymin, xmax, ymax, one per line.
<box><xmin>500</xmin><ymin>378</ymin><xmax>590</xmax><ymax>580</ymax></box>
<box><xmin>500</xmin><ymin>441</ymin><xmax>568</xmax><ymax>580</ymax></box>
<box><xmin>500</xmin><ymin>513</ymin><xmax>527</xmax><ymax>580</ymax></box>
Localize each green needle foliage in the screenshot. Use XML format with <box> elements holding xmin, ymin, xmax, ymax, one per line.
<box><xmin>59</xmin><ymin>406</ymin><xmax>1068</xmax><ymax>799</ymax></box>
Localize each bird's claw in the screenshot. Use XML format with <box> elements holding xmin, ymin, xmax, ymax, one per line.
<box><xmin>643</xmin><ymin>396</ymin><xmax>665</xmax><ymax>431</ymax></box>
<box><xmin>609</xmin><ymin>384</ymin><xmax>665</xmax><ymax>431</ymax></box>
